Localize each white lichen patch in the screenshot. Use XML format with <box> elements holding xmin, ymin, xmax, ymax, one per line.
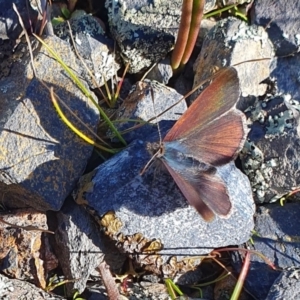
<box><xmin>248</xmin><ymin>100</ymin><xmax>267</xmax><ymax>123</ymax></box>
<box><xmin>266</xmin><ymin>110</ymin><xmax>294</xmax><ymax>136</ymax></box>
<box><xmin>241</xmin><ymin>140</ymin><xmax>273</xmax><ymax>203</ymax></box>
<box><xmin>208</xmin><ymin>17</ymin><xmax>270</xmax><ymax>50</ymax></box>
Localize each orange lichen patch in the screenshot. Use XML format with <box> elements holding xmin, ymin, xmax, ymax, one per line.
<box><xmin>73</xmin><ymin>170</ymin><xmax>96</xmax><ymax>206</ymax></box>
<box><xmin>0</xmin><ymin>235</ymin><xmax>16</xmax><ymax>259</ymax></box>
<box><xmin>100</xmin><ymin>211</ymin><xmax>123</xmax><ymax>236</ymax></box>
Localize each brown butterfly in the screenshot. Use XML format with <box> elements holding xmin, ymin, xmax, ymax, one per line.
<box><xmin>146</xmin><ymin>67</ymin><xmax>247</xmax><ymax>221</ymax></box>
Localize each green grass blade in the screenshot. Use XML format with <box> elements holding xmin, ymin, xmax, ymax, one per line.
<box><xmin>33</xmin><ymin>33</ymin><xmax>126</xmax><ymax>146</ymax></box>
<box><xmin>50</xmin><ymin>88</ymin><xmax>117</xmax><ymax>153</ymax></box>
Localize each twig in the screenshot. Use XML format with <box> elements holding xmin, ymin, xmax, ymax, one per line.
<box><xmin>0</xmin><ymin>216</ymin><xmax>54</xmax><ymax>234</ymax></box>
<box><xmin>12</xmin><ymin>3</ymin><xmax>37</xmax><ymax>77</ymax></box>
<box><xmin>97</xmin><ymin>261</ymin><xmax>122</xmax><ymax>300</ymax></box>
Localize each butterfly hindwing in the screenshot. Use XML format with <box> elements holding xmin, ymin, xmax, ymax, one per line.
<box><xmin>162</xmin><ymin>159</ymin><xmax>231</xmax><ymax>221</ymax></box>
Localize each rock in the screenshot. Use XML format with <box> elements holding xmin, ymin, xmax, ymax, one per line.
<box><xmin>250</xmin><ymin>1</ymin><xmax>300</xmax><ymax>101</ymax></box>
<box><xmin>105</xmin><ymin>0</ymin><xmax>178</xmax><ymax>73</ymax></box>
<box><xmin>55</xmin><ymin>198</ymin><xmax>106</xmax><ymax>295</ymax></box>
<box><xmin>271</xmin><ymin>55</ymin><xmax>300</xmax><ymax>101</ymax></box>
<box><xmin>214</xmin><ymin>267</ymin><xmax>249</xmax><ymax>300</ymax></box>
<box><xmin>232</xmin><ymin>203</ymin><xmax>300</xmax><ymax>299</ymax></box>
<box><xmin>0</xmin><ymin>273</ymin><xmax>64</xmax><ymax>300</ymax></box>
<box><xmin>82</xmin><ymin>284</ymin><xmax>109</xmax><ymax>300</ymax></box>
<box><xmin>144</xmin><ymin>57</ymin><xmax>173</xmax><ymax>84</ymax></box>
<box><xmin>74</xmin><ymin>130</ymin><xmax>255</xmax><ymax>276</ymax></box>
<box><xmin>193</xmin><ymin>17</ymin><xmax>273</xmax><ymax>99</ymax></box>
<box><xmin>0</xmin><ymin>35</ymin><xmax>99</xmax><ymax>211</ymax></box>
<box><xmin>113</xmin><ymin>79</ymin><xmax>187</xmax><ymax>143</ymax></box>
<box><xmin>195</xmin><ymin>19</ymin><xmax>216</xmax><ymax>49</ymax></box>
<box><xmin>266</xmin><ymin>269</ymin><xmax>300</xmax><ymax>300</ymax></box>
<box><xmin>240</xmin><ymin>94</ymin><xmax>300</xmax><ymax>203</ymax></box>
<box><xmin>53</xmin><ymin>10</ymin><xmax>120</xmax><ymax>89</ymax></box>
<box><xmin>105</xmin><ymin>0</ymin><xmax>216</xmax><ymax>73</ymax></box>
<box><xmin>238</xmin><ymin>4</ymin><xmax>300</xmax><ymax>204</ymax></box>
<box><xmin>0</xmin><ymin>209</ymin><xmax>57</xmax><ymax>289</ymax></box>
<box><xmin>0</xmin><ymin>0</ymin><xmax>37</xmax><ymax>40</ymax></box>
<box><xmin>251</xmin><ymin>0</ymin><xmax>300</xmax><ymax>56</ymax></box>
<box><xmin>128</xmin><ymin>281</ymin><xmax>170</xmax><ymax>299</ymax></box>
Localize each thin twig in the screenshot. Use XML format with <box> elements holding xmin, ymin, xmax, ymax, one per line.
<box><xmin>97</xmin><ymin>261</ymin><xmax>122</xmax><ymax>300</ymax></box>
<box><xmin>0</xmin><ymin>216</ymin><xmax>54</xmax><ymax>234</ymax></box>
<box><xmin>13</xmin><ymin>3</ymin><xmax>37</xmax><ymax>77</ymax></box>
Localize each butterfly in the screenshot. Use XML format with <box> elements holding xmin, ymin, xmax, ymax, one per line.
<box><xmin>146</xmin><ymin>67</ymin><xmax>247</xmax><ymax>221</ymax></box>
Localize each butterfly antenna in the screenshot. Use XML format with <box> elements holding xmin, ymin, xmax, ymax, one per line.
<box><xmin>149</xmin><ymin>85</ymin><xmax>163</xmax><ymax>145</ymax></box>
<box><xmin>140</xmin><ymin>84</ymin><xmax>163</xmax><ymax>176</ymax></box>
<box><xmin>140</xmin><ymin>150</ymin><xmax>160</xmax><ymax>175</ymax></box>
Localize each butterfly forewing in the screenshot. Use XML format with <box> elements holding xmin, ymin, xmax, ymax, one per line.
<box><xmin>164</xmin><ymin>67</ymin><xmax>240</xmax><ymax>142</ymax></box>
<box><xmin>177</xmin><ymin>109</ymin><xmax>247</xmax><ymax>166</ymax></box>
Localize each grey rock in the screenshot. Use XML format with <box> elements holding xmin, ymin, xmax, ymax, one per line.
<box><xmin>239</xmin><ymin>4</ymin><xmax>300</xmax><ymax>204</ymax></box>
<box><xmin>113</xmin><ymin>79</ymin><xmax>187</xmax><ymax>143</ymax></box>
<box><xmin>271</xmin><ymin>55</ymin><xmax>300</xmax><ymax>101</ymax></box>
<box><xmin>266</xmin><ymin>269</ymin><xmax>300</xmax><ymax>300</ymax></box>
<box><xmin>53</xmin><ymin>10</ymin><xmax>120</xmax><ymax>89</ymax></box>
<box><xmin>240</xmin><ymin>93</ymin><xmax>300</xmax><ymax>203</ymax></box>
<box><xmin>145</xmin><ymin>57</ymin><xmax>173</xmax><ymax>84</ymax></box>
<box><xmin>83</xmin><ymin>283</ymin><xmax>108</xmax><ymax>300</ymax></box>
<box><xmin>193</xmin><ymin>17</ymin><xmax>273</xmax><ymax>99</ymax></box>
<box><xmin>0</xmin><ymin>0</ymin><xmax>37</xmax><ymax>40</ymax></box>
<box><xmin>105</xmin><ymin>0</ymin><xmax>216</xmax><ymax>73</ymax></box>
<box><xmin>0</xmin><ymin>35</ymin><xmax>99</xmax><ymax>211</ymax></box>
<box><xmin>251</xmin><ymin>0</ymin><xmax>300</xmax><ymax>56</ymax></box>
<box><xmin>55</xmin><ymin>199</ymin><xmax>105</xmax><ymax>295</ymax></box>
<box><xmin>195</xmin><ymin>19</ymin><xmax>216</xmax><ymax>49</ymax></box>
<box><xmin>0</xmin><ymin>273</ymin><xmax>64</xmax><ymax>300</ymax></box>
<box><xmin>216</xmin><ymin>0</ymin><xmax>252</xmax><ymax>5</ymax></box>
<box><xmin>232</xmin><ymin>203</ymin><xmax>300</xmax><ymax>299</ymax></box>
<box><xmin>204</xmin><ymin>0</ymin><xmax>217</xmax><ymax>11</ymax></box>
<box><xmin>255</xmin><ymin>204</ymin><xmax>300</xmax><ymax>269</ymax></box>
<box><xmin>74</xmin><ymin>130</ymin><xmax>255</xmax><ymax>273</ymax></box>
<box><xmin>105</xmin><ymin>0</ymin><xmax>179</xmax><ymax>73</ymax></box>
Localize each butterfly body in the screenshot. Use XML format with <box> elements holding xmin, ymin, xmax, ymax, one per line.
<box><xmin>146</xmin><ymin>67</ymin><xmax>247</xmax><ymax>222</ymax></box>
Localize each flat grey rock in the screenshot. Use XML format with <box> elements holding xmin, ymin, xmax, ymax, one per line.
<box><xmin>0</xmin><ymin>273</ymin><xmax>64</xmax><ymax>300</ymax></box>
<box><xmin>74</xmin><ymin>128</ymin><xmax>255</xmax><ymax>274</ymax></box>
<box><xmin>0</xmin><ymin>0</ymin><xmax>37</xmax><ymax>40</ymax></box>
<box><xmin>238</xmin><ymin>3</ymin><xmax>300</xmax><ymax>205</ymax></box>
<box><xmin>55</xmin><ymin>199</ymin><xmax>105</xmax><ymax>295</ymax></box>
<box><xmin>145</xmin><ymin>57</ymin><xmax>173</xmax><ymax>84</ymax></box>
<box><xmin>271</xmin><ymin>55</ymin><xmax>300</xmax><ymax>101</ymax></box>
